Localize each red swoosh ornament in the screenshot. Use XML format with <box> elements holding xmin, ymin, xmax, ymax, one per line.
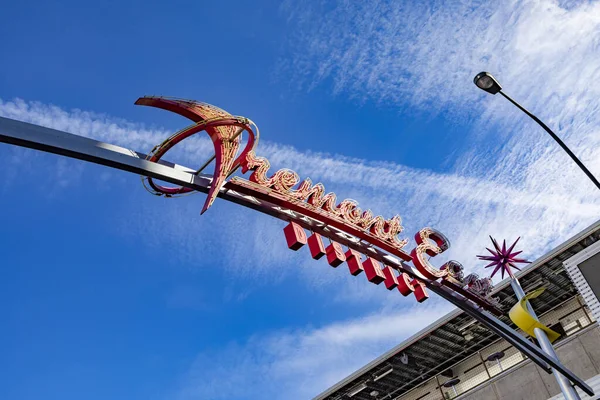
<box><xmin>135</xmin><ymin>96</ymin><xmax>259</xmax><ymax>214</ymax></box>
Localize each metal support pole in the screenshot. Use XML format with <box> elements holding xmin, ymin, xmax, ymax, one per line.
<box><xmin>510</xmin><ymin>278</ymin><xmax>581</xmax><ymax>400</ymax></box>
<box><xmin>419</xmin><ymin>277</ymin><xmax>593</xmax><ymax>396</ymax></box>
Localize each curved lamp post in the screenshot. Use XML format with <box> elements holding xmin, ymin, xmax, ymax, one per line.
<box><xmin>473</xmin><ymin>72</ymin><xmax>600</xmax><ymax>191</ymax></box>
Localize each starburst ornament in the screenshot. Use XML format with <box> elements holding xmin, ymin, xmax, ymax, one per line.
<box><xmin>477</xmin><ymin>236</ymin><xmax>530</xmax><ymax>279</ymax></box>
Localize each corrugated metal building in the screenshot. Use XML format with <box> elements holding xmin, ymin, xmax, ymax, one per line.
<box><xmin>316</xmin><ymin>220</ymin><xmax>600</xmax><ymax>400</ymax></box>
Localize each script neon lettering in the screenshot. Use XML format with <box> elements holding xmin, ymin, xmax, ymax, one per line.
<box><xmin>242</xmin><ymin>151</ymin><xmax>408</xmax><ymax>253</ymax></box>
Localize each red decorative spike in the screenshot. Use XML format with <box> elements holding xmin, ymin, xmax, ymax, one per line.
<box><xmin>508</xmin><ymin>262</ymin><xmax>522</xmax><ymax>271</ymax></box>
<box><xmin>490</xmin><ymin>236</ymin><xmax>501</xmax><ymax>252</ymax></box>
<box><xmin>506</xmin><ymin>237</ymin><xmax>521</xmax><ymax>255</ymax></box>
<box><xmin>491</xmin><ymin>264</ymin><xmax>502</xmax><ymax>278</ymax></box>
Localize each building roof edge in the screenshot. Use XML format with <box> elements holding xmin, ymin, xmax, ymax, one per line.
<box><xmin>313</xmin><ymin>219</ymin><xmax>600</xmax><ymax>400</ymax></box>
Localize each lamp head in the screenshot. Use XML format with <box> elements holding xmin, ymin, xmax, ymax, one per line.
<box><xmin>474</xmin><ymin>72</ymin><xmax>502</xmax><ymax>94</ymax></box>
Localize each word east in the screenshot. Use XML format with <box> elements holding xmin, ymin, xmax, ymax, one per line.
<box><xmin>283</xmin><ymin>221</ymin><xmax>429</xmax><ymax>303</ymax></box>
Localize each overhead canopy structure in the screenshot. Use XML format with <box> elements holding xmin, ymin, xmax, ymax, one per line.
<box><xmin>316</xmin><ymin>221</ymin><xmax>600</xmax><ymax>400</ymax></box>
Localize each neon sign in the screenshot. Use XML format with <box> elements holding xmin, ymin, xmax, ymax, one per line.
<box><xmin>135</xmin><ymin>96</ymin><xmax>497</xmax><ymax>310</ymax></box>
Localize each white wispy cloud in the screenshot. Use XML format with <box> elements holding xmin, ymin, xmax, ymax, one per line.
<box><xmin>279</xmin><ymin>0</ymin><xmax>600</xmax><ymax>122</ymax></box>
<box><xmin>277</xmin><ymin>0</ymin><xmax>600</xmax><ymax>268</ymax></box>
<box><xmin>1</xmin><ymin>96</ymin><xmax>597</xmax><ymax>275</ymax></box>
<box><xmin>175</xmin><ymin>302</ymin><xmax>453</xmax><ymax>400</ymax></box>
<box><xmin>1</xmin><ymin>2</ymin><xmax>600</xmax><ymax>395</ymax></box>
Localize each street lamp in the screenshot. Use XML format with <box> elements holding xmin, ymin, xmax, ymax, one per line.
<box><xmin>473</xmin><ymin>71</ymin><xmax>600</xmax><ymax>191</ymax></box>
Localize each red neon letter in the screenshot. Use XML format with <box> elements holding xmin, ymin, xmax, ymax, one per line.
<box><xmin>345</xmin><ymin>249</ymin><xmax>364</xmax><ymax>276</ymax></box>
<box><xmin>382</xmin><ymin>266</ymin><xmax>399</xmax><ymax>290</ymax></box>
<box><xmin>283</xmin><ymin>221</ymin><xmax>307</xmax><ymax>250</ymax></box>
<box><xmin>326</xmin><ymin>242</ymin><xmax>346</xmax><ymax>267</ymax></box>
<box><xmin>410</xmin><ymin>227</ymin><xmax>450</xmax><ymax>280</ymax></box>
<box><xmin>307</xmin><ymin>233</ymin><xmax>326</xmax><ymax>260</ymax></box>
<box><xmin>363</xmin><ymin>258</ymin><xmax>386</xmax><ymax>284</ymax></box>
<box><xmin>412</xmin><ymin>279</ymin><xmax>429</xmax><ymax>302</ymax></box>
<box><xmin>397</xmin><ymin>273</ymin><xmax>415</xmax><ymax>296</ymax></box>
<box><xmin>396</xmin><ymin>273</ymin><xmax>429</xmax><ymax>302</ymax></box>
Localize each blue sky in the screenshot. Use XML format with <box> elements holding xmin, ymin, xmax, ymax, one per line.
<box><xmin>1</xmin><ymin>1</ymin><xmax>599</xmax><ymax>399</ymax></box>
